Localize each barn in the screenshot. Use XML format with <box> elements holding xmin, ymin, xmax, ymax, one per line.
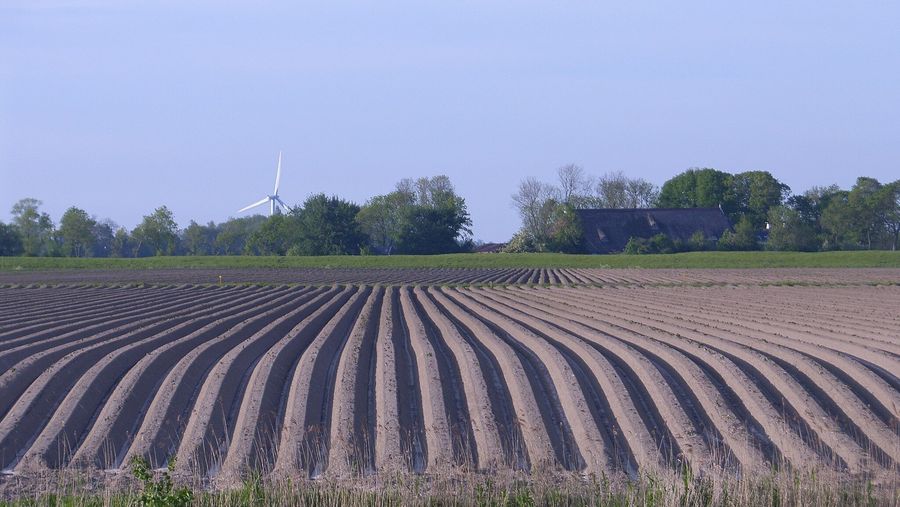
<box><xmin>576</xmin><ymin>207</ymin><xmax>732</xmax><ymax>254</ymax></box>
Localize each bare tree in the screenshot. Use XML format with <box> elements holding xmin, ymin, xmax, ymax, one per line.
<box><xmin>512</xmin><ymin>177</ymin><xmax>558</xmax><ymax>240</ymax></box>
<box><xmin>595</xmin><ymin>171</ymin><xmax>658</xmax><ymax>208</ymax></box>
<box><xmin>595</xmin><ymin>171</ymin><xmax>629</xmax><ymax>208</ymax></box>
<box><xmin>557</xmin><ymin>164</ymin><xmax>593</xmax><ymax>207</ymax></box>
<box><xmin>625</xmin><ymin>178</ymin><xmax>659</xmax><ymax>207</ymax></box>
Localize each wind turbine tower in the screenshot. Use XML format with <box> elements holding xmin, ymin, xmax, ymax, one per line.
<box><xmin>237</xmin><ymin>151</ymin><xmax>290</xmax><ymax>216</ymax></box>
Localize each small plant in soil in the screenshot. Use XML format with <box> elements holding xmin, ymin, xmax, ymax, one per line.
<box><xmin>129</xmin><ymin>456</ymin><xmax>193</xmax><ymax>507</ymax></box>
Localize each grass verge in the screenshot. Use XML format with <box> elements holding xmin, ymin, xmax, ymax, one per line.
<box><xmin>1</xmin><ymin>250</ymin><xmax>899</xmax><ymax>271</ymax></box>
<box><xmin>0</xmin><ymin>467</ymin><xmax>896</xmax><ymax>507</ymax></box>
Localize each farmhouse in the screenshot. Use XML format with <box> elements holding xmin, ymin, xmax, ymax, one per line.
<box><xmin>576</xmin><ymin>207</ymin><xmax>732</xmax><ymax>254</ymax></box>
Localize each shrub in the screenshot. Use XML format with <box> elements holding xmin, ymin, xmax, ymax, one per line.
<box><xmin>624</xmin><ymin>234</ymin><xmax>675</xmax><ymax>254</ymax></box>
<box><xmin>130</xmin><ymin>456</ymin><xmax>193</xmax><ymax>507</ymax></box>
<box><xmin>718</xmin><ymin>216</ymin><xmax>759</xmax><ymax>251</ymax></box>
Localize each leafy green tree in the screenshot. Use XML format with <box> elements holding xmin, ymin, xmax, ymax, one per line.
<box><xmin>91</xmin><ymin>219</ymin><xmax>117</xmax><ymax>257</ymax></box>
<box><xmin>181</xmin><ymin>221</ymin><xmax>218</xmax><ymax>255</ymax></box>
<box><xmin>215</xmin><ymin>215</ymin><xmax>267</xmax><ymax>255</ymax></box>
<box><xmin>245</xmin><ymin>214</ymin><xmax>299</xmax><ymax>255</ymax></box>
<box><xmin>820</xmin><ymin>190</ymin><xmax>857</xmax><ymax>249</ymax></box>
<box><xmin>846</xmin><ymin>177</ymin><xmax>885</xmax><ymax>249</ymax></box>
<box><xmin>10</xmin><ymin>198</ymin><xmax>55</xmax><ymax>256</ymax></box>
<box><xmin>766</xmin><ymin>206</ymin><xmax>818</xmax><ymax>251</ymax></box>
<box><xmin>787</xmin><ymin>185</ymin><xmax>841</xmax><ymax>228</ymax></box>
<box><xmin>396</xmin><ymin>205</ymin><xmax>470</xmax><ymax>254</ymax></box>
<box><xmin>58</xmin><ymin>207</ymin><xmax>97</xmax><ymax>257</ymax></box>
<box><xmin>132</xmin><ymin>206</ymin><xmax>178</xmax><ymax>256</ymax></box>
<box><xmin>0</xmin><ymin>222</ymin><xmax>23</xmax><ymax>256</ymax></box>
<box><xmin>658</xmin><ymin>168</ymin><xmax>733</xmax><ymax>211</ymax></box>
<box><xmin>356</xmin><ymin>191</ymin><xmax>414</xmax><ymax>255</ymax></box>
<box><xmin>730</xmin><ymin>171</ymin><xmax>790</xmax><ymax>230</ymax></box>
<box><xmin>879</xmin><ymin>181</ymin><xmax>900</xmax><ymax>250</ymax></box>
<box><xmin>543</xmin><ymin>203</ymin><xmax>584</xmax><ymax>253</ymax></box>
<box><xmin>361</xmin><ymin>176</ymin><xmax>472</xmax><ymax>255</ymax></box>
<box><xmin>111</xmin><ymin>227</ymin><xmax>131</xmax><ymax>257</ymax></box>
<box><xmin>291</xmin><ymin>194</ymin><xmax>365</xmax><ymax>255</ymax></box>
<box><xmin>717</xmin><ymin>216</ymin><xmax>758</xmax><ymax>251</ymax></box>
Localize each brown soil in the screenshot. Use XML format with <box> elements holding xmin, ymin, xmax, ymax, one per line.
<box><xmin>0</xmin><ymin>278</ymin><xmax>897</xmax><ymax>487</ymax></box>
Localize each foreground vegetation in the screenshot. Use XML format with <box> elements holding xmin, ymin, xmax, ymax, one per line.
<box><xmin>0</xmin><ymin>466</ymin><xmax>895</xmax><ymax>507</ymax></box>
<box><xmin>1</xmin><ymin>250</ymin><xmax>899</xmax><ymax>271</ymax></box>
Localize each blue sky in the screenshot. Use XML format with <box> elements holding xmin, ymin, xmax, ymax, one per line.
<box><xmin>2</xmin><ymin>1</ymin><xmax>898</xmax><ymax>241</ymax></box>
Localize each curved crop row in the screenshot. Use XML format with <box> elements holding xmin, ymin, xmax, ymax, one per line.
<box><xmin>0</xmin><ymin>283</ymin><xmax>896</xmax><ymax>482</ymax></box>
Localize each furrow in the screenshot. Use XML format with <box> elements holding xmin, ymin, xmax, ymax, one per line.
<box><xmin>66</xmin><ymin>286</ymin><xmax>309</xmax><ymax>469</ymax></box>
<box><xmin>327</xmin><ymin>287</ymin><xmax>384</xmax><ymax>477</ymax></box>
<box><xmin>223</xmin><ymin>287</ymin><xmax>365</xmax><ymax>480</ymax></box>
<box><xmin>466</xmin><ymin>288</ymin><xmax>656</xmax><ymax>476</ymax></box>
<box><xmin>446</xmin><ymin>289</ymin><xmax>607</xmax><ymax>475</ymax></box>
<box><xmin>12</xmin><ymin>286</ymin><xmax>298</xmax><ymax>472</ymax></box>
<box><xmin>414</xmin><ymin>286</ymin><xmax>503</xmax><ymax>471</ymax></box>
<box><xmin>122</xmin><ymin>286</ymin><xmax>338</xmax><ymax>469</ymax></box>
<box><xmin>174</xmin><ymin>287</ymin><xmax>355</xmax><ymax>477</ymax></box>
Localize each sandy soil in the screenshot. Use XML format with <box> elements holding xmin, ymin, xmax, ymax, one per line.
<box><xmin>0</xmin><ymin>278</ymin><xmax>897</xmax><ymax>487</ymax></box>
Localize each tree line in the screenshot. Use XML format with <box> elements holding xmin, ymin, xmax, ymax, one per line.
<box><xmin>510</xmin><ymin>166</ymin><xmax>900</xmax><ymax>253</ymax></box>
<box><xmin>0</xmin><ymin>175</ymin><xmax>473</xmax><ymax>257</ymax></box>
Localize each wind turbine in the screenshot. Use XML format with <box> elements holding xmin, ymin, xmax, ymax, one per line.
<box><xmin>237</xmin><ymin>151</ymin><xmax>290</xmax><ymax>216</ymax></box>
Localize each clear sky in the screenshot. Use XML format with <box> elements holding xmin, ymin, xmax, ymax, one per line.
<box><xmin>2</xmin><ymin>1</ymin><xmax>898</xmax><ymax>241</ymax></box>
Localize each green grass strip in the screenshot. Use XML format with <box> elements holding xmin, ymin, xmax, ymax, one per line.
<box><xmin>1</xmin><ymin>250</ymin><xmax>899</xmax><ymax>271</ymax></box>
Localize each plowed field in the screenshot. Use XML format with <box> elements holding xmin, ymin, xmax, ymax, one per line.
<box><xmin>1</xmin><ymin>267</ymin><xmax>898</xmax><ymax>286</ymax></box>
<box><xmin>0</xmin><ymin>279</ymin><xmax>897</xmax><ymax>483</ymax></box>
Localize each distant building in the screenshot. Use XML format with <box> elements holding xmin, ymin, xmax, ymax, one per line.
<box><xmin>576</xmin><ymin>207</ymin><xmax>732</xmax><ymax>254</ymax></box>
<box><xmin>473</xmin><ymin>242</ymin><xmax>506</xmax><ymax>253</ymax></box>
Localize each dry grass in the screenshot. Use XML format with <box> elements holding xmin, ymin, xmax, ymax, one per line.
<box><xmin>0</xmin><ymin>465</ymin><xmax>896</xmax><ymax>506</ymax></box>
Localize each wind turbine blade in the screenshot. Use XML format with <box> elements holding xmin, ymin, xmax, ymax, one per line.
<box><xmin>273</xmin><ymin>151</ymin><xmax>282</xmax><ymax>195</ymax></box>
<box><xmin>275</xmin><ymin>196</ymin><xmax>291</xmax><ymax>212</ymax></box>
<box><xmin>237</xmin><ymin>196</ymin><xmax>270</xmax><ymax>213</ymax></box>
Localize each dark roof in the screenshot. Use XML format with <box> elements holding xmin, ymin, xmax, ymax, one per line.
<box><xmin>576</xmin><ymin>207</ymin><xmax>732</xmax><ymax>254</ymax></box>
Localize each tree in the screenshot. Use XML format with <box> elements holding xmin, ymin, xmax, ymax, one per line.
<box><xmin>58</xmin><ymin>207</ymin><xmax>97</xmax><ymax>257</ymax></box>
<box><xmin>291</xmin><ymin>194</ymin><xmax>365</xmax><ymax>255</ymax></box>
<box><xmin>131</xmin><ymin>206</ymin><xmax>178</xmax><ymax>256</ymax></box>
<box><xmin>91</xmin><ymin>219</ymin><xmax>117</xmax><ymax>257</ymax></box>
<box><xmin>181</xmin><ymin>221</ymin><xmax>218</xmax><ymax>255</ymax></box>
<box><xmin>594</xmin><ymin>171</ymin><xmax>659</xmax><ymax>209</ymax></box>
<box><xmin>10</xmin><ymin>198</ymin><xmax>55</xmax><ymax>256</ymax></box>
<box><xmin>766</xmin><ymin>206</ymin><xmax>818</xmax><ymax>251</ymax></box>
<box><xmin>356</xmin><ymin>191</ymin><xmax>415</xmax><ymax>255</ymax></box>
<box><xmin>557</xmin><ymin>164</ymin><xmax>594</xmax><ymax>208</ymax></box>
<box><xmin>729</xmin><ymin>171</ymin><xmax>790</xmax><ymax>230</ymax></box>
<box><xmin>245</xmin><ymin>214</ymin><xmax>298</xmax><ymax>255</ymax></box>
<box><xmin>543</xmin><ymin>203</ymin><xmax>584</xmax><ymax>253</ymax></box>
<box><xmin>658</xmin><ymin>168</ymin><xmax>733</xmax><ymax>211</ymax></box>
<box><xmin>215</xmin><ymin>215</ymin><xmax>267</xmax><ymax>255</ymax></box>
<box><xmin>844</xmin><ymin>177</ymin><xmax>894</xmax><ymax>250</ymax></box>
<box><xmin>879</xmin><ymin>181</ymin><xmax>900</xmax><ymax>250</ymax></box>
<box><xmin>595</xmin><ymin>171</ymin><xmax>629</xmax><ymax>208</ymax></box>
<box><xmin>363</xmin><ymin>176</ymin><xmax>472</xmax><ymax>255</ymax></box>
<box><xmin>717</xmin><ymin>216</ymin><xmax>758</xmax><ymax>251</ymax></box>
<box><xmin>820</xmin><ymin>191</ymin><xmax>856</xmax><ymax>249</ymax></box>
<box><xmin>0</xmin><ymin>222</ymin><xmax>23</xmax><ymax>256</ymax></box>
<box><xmin>111</xmin><ymin>227</ymin><xmax>131</xmax><ymax>257</ymax></box>
<box><xmin>396</xmin><ymin>204</ymin><xmax>472</xmax><ymax>254</ymax></box>
<box><xmin>511</xmin><ymin>177</ymin><xmax>559</xmax><ymax>242</ymax></box>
